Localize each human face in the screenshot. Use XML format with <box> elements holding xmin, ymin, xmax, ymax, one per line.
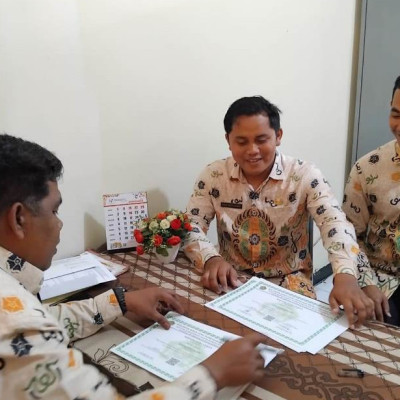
<box><xmin>226</xmin><ymin>114</ymin><xmax>282</xmax><ymax>188</ymax></box>
<box><xmin>24</xmin><ymin>181</ymin><xmax>63</xmax><ymax>270</ymax></box>
<box><xmin>390</xmin><ymin>89</ymin><xmax>400</xmax><ymax>145</ymax></box>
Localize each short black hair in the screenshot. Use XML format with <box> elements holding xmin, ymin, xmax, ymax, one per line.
<box><xmin>392</xmin><ymin>76</ymin><xmax>400</xmax><ymax>101</ymax></box>
<box><xmin>0</xmin><ymin>134</ymin><xmax>63</xmax><ymax>215</ymax></box>
<box><xmin>224</xmin><ymin>96</ymin><xmax>281</xmax><ymax>134</ymax></box>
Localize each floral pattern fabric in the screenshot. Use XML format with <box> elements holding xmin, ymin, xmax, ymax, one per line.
<box><xmin>183</xmin><ymin>153</ymin><xmax>360</xmax><ymax>298</ymax></box>
<box><xmin>343</xmin><ymin>140</ymin><xmax>400</xmax><ymax>299</ymax></box>
<box><xmin>0</xmin><ymin>246</ymin><xmax>216</xmax><ymax>399</ymax></box>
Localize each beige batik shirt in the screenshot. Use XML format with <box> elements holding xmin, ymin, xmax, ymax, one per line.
<box><xmin>183</xmin><ymin>153</ymin><xmax>360</xmax><ymax>298</ymax></box>
<box><xmin>0</xmin><ymin>246</ymin><xmax>216</xmax><ymax>399</ymax></box>
<box><xmin>343</xmin><ymin>140</ymin><xmax>400</xmax><ymax>299</ymax></box>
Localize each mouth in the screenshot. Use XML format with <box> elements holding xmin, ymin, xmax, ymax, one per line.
<box><xmin>247</xmin><ymin>158</ymin><xmax>262</xmax><ymax>164</ymax></box>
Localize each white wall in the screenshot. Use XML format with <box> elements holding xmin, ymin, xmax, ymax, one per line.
<box><xmin>0</xmin><ymin>0</ymin><xmax>357</xmax><ymax>267</ymax></box>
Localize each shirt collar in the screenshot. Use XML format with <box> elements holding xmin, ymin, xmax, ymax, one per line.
<box><xmin>0</xmin><ymin>246</ymin><xmax>44</xmax><ymax>295</ymax></box>
<box><xmin>228</xmin><ymin>152</ymin><xmax>285</xmax><ymax>183</ymax></box>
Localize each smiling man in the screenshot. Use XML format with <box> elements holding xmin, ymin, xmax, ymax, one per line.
<box><xmin>343</xmin><ymin>75</ymin><xmax>400</xmax><ymax>325</ymax></box>
<box><xmin>0</xmin><ymin>134</ymin><xmax>267</xmax><ymax>399</ymax></box>
<box><xmin>183</xmin><ymin>96</ymin><xmax>374</xmax><ymax>328</ymax></box>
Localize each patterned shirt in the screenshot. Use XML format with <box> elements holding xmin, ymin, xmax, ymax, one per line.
<box><xmin>183</xmin><ymin>153</ymin><xmax>360</xmax><ymax>298</ymax></box>
<box><xmin>343</xmin><ymin>140</ymin><xmax>400</xmax><ymax>299</ymax></box>
<box><xmin>0</xmin><ymin>246</ymin><xmax>216</xmax><ymax>399</ymax></box>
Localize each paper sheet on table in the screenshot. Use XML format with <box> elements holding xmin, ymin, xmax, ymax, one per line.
<box><xmin>112</xmin><ymin>312</ymin><xmax>283</xmax><ymax>400</ymax></box>
<box><xmin>206</xmin><ymin>277</ymin><xmax>348</xmax><ymax>354</ymax></box>
<box><xmin>39</xmin><ymin>252</ymin><xmax>116</xmax><ymax>300</ymax></box>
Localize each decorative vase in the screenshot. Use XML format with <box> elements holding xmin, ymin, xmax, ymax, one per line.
<box><xmin>154</xmin><ymin>244</ymin><xmax>180</xmax><ymax>264</ymax></box>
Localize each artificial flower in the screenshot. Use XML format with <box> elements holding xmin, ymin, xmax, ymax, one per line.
<box><xmin>160</xmin><ymin>219</ymin><xmax>170</xmax><ymax>229</ymax></box>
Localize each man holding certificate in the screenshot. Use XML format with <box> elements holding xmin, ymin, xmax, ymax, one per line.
<box><xmin>0</xmin><ymin>134</ymin><xmax>266</xmax><ymax>400</ymax></box>
<box><xmin>183</xmin><ymin>96</ymin><xmax>375</xmax><ymax>328</ymax></box>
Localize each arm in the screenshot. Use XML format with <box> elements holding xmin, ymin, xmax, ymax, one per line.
<box><xmin>182</xmin><ymin>165</ymin><xmax>239</xmax><ymax>293</ymax></box>
<box><xmin>342</xmin><ymin>163</ymin><xmax>379</xmax><ymax>288</ymax></box>
<box><xmin>342</xmin><ymin>164</ymin><xmax>390</xmax><ymax>321</ymax></box>
<box><xmin>305</xmin><ymin>165</ymin><xmax>374</xmax><ymax>327</ymax></box>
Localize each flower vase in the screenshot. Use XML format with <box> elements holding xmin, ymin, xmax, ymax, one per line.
<box><xmin>154</xmin><ymin>244</ymin><xmax>180</xmax><ymax>264</ymax></box>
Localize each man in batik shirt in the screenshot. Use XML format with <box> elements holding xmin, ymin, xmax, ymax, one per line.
<box><xmin>343</xmin><ymin>76</ymin><xmax>400</xmax><ymax>325</ymax></box>
<box><xmin>183</xmin><ymin>96</ymin><xmax>374</xmax><ymax>328</ymax></box>
<box><xmin>0</xmin><ymin>134</ymin><xmax>265</xmax><ymax>399</ymax></box>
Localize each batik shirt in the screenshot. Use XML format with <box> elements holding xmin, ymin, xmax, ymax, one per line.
<box><xmin>343</xmin><ymin>140</ymin><xmax>400</xmax><ymax>299</ymax></box>
<box><xmin>183</xmin><ymin>153</ymin><xmax>360</xmax><ymax>298</ymax></box>
<box><xmin>0</xmin><ymin>246</ymin><xmax>216</xmax><ymax>399</ymax></box>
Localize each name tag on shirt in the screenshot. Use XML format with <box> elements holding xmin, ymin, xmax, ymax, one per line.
<box><xmin>221</xmin><ymin>202</ymin><xmax>242</xmax><ymax>209</ymax></box>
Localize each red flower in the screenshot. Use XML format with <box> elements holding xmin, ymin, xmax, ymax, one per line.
<box><xmin>157</xmin><ymin>212</ymin><xmax>167</xmax><ymax>220</ymax></box>
<box><xmin>136</xmin><ymin>245</ymin><xmax>144</xmax><ymax>255</ymax></box>
<box><xmin>184</xmin><ymin>222</ymin><xmax>192</xmax><ymax>231</ymax></box>
<box><xmin>133</xmin><ymin>229</ymin><xmax>144</xmax><ymax>243</ymax></box>
<box><xmin>170</xmin><ymin>219</ymin><xmax>182</xmax><ymax>230</ymax></box>
<box><xmin>153</xmin><ymin>234</ymin><xmax>163</xmax><ymax>247</ymax></box>
<box><xmin>167</xmin><ymin>236</ymin><xmax>181</xmax><ymax>246</ymax></box>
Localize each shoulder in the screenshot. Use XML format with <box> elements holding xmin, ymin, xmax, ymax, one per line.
<box><xmin>197</xmin><ymin>157</ymin><xmax>233</xmax><ymax>178</ymax></box>
<box><xmin>355</xmin><ymin>140</ymin><xmax>396</xmax><ymax>168</ymax></box>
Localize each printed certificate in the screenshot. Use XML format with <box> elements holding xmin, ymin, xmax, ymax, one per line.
<box><xmin>112</xmin><ymin>312</ymin><xmax>282</xmax><ymax>399</ymax></box>
<box><xmin>206</xmin><ymin>277</ymin><xmax>348</xmax><ymax>354</ymax></box>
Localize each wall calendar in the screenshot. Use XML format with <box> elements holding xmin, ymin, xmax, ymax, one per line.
<box><xmin>103</xmin><ymin>192</ymin><xmax>148</xmax><ymax>251</ymax></box>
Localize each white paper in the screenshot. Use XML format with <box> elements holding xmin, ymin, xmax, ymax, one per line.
<box><xmin>112</xmin><ymin>312</ymin><xmax>283</xmax><ymax>400</ymax></box>
<box><xmin>39</xmin><ymin>253</ymin><xmax>116</xmax><ymax>300</ymax></box>
<box><xmin>206</xmin><ymin>277</ymin><xmax>348</xmax><ymax>354</ymax></box>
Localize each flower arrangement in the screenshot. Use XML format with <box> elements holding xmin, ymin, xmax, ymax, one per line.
<box><xmin>133</xmin><ymin>209</ymin><xmax>192</xmax><ymax>256</ymax></box>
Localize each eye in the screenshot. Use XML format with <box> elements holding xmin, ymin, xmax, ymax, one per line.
<box><xmin>53</xmin><ymin>210</ymin><xmax>59</xmax><ymax>215</ymax></box>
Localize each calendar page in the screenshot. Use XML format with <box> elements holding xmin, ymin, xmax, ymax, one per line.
<box><xmin>103</xmin><ymin>192</ymin><xmax>148</xmax><ymax>251</ymax></box>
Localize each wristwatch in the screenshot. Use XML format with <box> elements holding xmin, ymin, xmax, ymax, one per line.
<box><xmin>113</xmin><ymin>286</ymin><xmax>127</xmax><ymax>314</ymax></box>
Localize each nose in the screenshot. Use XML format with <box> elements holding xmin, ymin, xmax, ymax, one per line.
<box><xmin>247</xmin><ymin>142</ymin><xmax>260</xmax><ymax>155</ymax></box>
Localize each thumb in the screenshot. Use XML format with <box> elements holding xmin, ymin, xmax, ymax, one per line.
<box><xmin>153</xmin><ymin>312</ymin><xmax>171</xmax><ymax>330</ymax></box>
<box><xmin>243</xmin><ymin>332</ymin><xmax>268</xmax><ymax>347</ymax></box>
<box><xmin>229</xmin><ymin>267</ymin><xmax>240</xmax><ymax>287</ymax></box>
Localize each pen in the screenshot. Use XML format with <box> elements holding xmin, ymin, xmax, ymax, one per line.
<box><xmin>337</xmin><ymin>368</ymin><xmax>365</xmax><ymax>378</ymax></box>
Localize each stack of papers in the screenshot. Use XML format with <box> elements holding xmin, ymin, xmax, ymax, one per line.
<box><xmin>206</xmin><ymin>277</ymin><xmax>348</xmax><ymax>354</ymax></box>
<box><xmin>39</xmin><ymin>252</ymin><xmax>116</xmax><ymax>300</ymax></box>
<box><xmin>112</xmin><ymin>312</ymin><xmax>283</xmax><ymax>400</ymax></box>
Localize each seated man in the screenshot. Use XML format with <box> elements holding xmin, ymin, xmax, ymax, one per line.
<box><xmin>0</xmin><ymin>134</ymin><xmax>266</xmax><ymax>399</ymax></box>
<box><xmin>343</xmin><ymin>75</ymin><xmax>400</xmax><ymax>325</ymax></box>
<box><xmin>183</xmin><ymin>96</ymin><xmax>373</xmax><ymax>327</ymax></box>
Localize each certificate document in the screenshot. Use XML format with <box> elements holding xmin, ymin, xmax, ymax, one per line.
<box><xmin>206</xmin><ymin>277</ymin><xmax>348</xmax><ymax>354</ymax></box>
<box><xmin>112</xmin><ymin>312</ymin><xmax>282</xmax><ymax>399</ymax></box>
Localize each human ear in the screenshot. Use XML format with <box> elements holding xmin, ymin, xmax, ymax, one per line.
<box><xmin>225</xmin><ymin>134</ymin><xmax>231</xmax><ymax>150</ymax></box>
<box><xmin>7</xmin><ymin>203</ymin><xmax>28</xmax><ymax>239</ymax></box>
<box><xmin>276</xmin><ymin>129</ymin><xmax>283</xmax><ymax>146</ymax></box>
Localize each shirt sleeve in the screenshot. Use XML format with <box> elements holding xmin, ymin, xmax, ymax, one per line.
<box><xmin>0</xmin><ymin>280</ymin><xmax>218</xmax><ymax>399</ymax></box>
<box><xmin>342</xmin><ymin>163</ymin><xmax>379</xmax><ymax>287</ymax></box>
<box><xmin>45</xmin><ymin>289</ymin><xmax>123</xmax><ymax>342</ymax></box>
<box><xmin>305</xmin><ymin>164</ymin><xmax>360</xmax><ymax>278</ymax></box>
<box><xmin>182</xmin><ymin>166</ymin><xmax>221</xmax><ymax>269</ymax></box>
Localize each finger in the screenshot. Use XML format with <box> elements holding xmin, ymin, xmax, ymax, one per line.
<box><xmin>329</xmin><ymin>294</ymin><xmax>340</xmax><ymax>314</ymax></box>
<box><xmin>341</xmin><ymin>299</ymin><xmax>356</xmax><ymax>329</ymax></box>
<box><xmin>201</xmin><ymin>270</ymin><xmax>212</xmax><ymax>290</ymax></box>
<box><xmin>208</xmin><ymin>266</ymin><xmax>222</xmax><ymax>294</ymax></box>
<box><xmin>382</xmin><ymin>296</ymin><xmax>392</xmax><ymax>318</ymax></box>
<box><xmin>218</xmin><ymin>267</ymin><xmax>229</xmax><ymax>293</ymax></box>
<box><xmin>152</xmin><ymin>311</ymin><xmax>171</xmax><ymax>330</ymax></box>
<box><xmin>243</xmin><ymin>332</ymin><xmax>268</xmax><ymax>347</ymax></box>
<box><xmin>228</xmin><ymin>267</ymin><xmax>240</xmax><ymax>288</ymax></box>
<box><xmin>159</xmin><ymin>292</ymin><xmax>185</xmax><ymax>315</ymax></box>
<box><xmin>353</xmin><ymin>300</ymin><xmax>367</xmax><ymax>327</ymax></box>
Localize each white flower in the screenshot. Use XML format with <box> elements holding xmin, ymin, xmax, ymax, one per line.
<box><xmin>160</xmin><ymin>219</ymin><xmax>170</xmax><ymax>229</ymax></box>
<box><xmin>137</xmin><ymin>220</ymin><xmax>148</xmax><ymax>230</ymax></box>
<box><xmin>149</xmin><ymin>220</ymin><xmax>159</xmax><ymax>231</ymax></box>
<box><xmin>167</xmin><ymin>215</ymin><xmax>177</xmax><ymax>222</ymax></box>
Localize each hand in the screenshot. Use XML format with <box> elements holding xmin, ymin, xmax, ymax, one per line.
<box><xmin>329</xmin><ymin>273</ymin><xmax>374</xmax><ymax>328</ymax></box>
<box><xmin>362</xmin><ymin>285</ymin><xmax>391</xmax><ymax>322</ymax></box>
<box><xmin>202</xmin><ymin>257</ymin><xmax>240</xmax><ymax>294</ymax></box>
<box><xmin>201</xmin><ymin>332</ymin><xmax>266</xmax><ymax>389</ymax></box>
<box><xmin>124</xmin><ymin>287</ymin><xmax>185</xmax><ymax>329</ymax></box>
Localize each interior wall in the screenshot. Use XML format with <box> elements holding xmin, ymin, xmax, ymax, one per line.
<box><xmin>0</xmin><ymin>0</ymin><xmax>357</xmax><ymax>268</ymax></box>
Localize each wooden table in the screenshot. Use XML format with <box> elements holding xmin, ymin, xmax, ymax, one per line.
<box><xmin>73</xmin><ymin>251</ymin><xmax>400</xmax><ymax>400</ymax></box>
